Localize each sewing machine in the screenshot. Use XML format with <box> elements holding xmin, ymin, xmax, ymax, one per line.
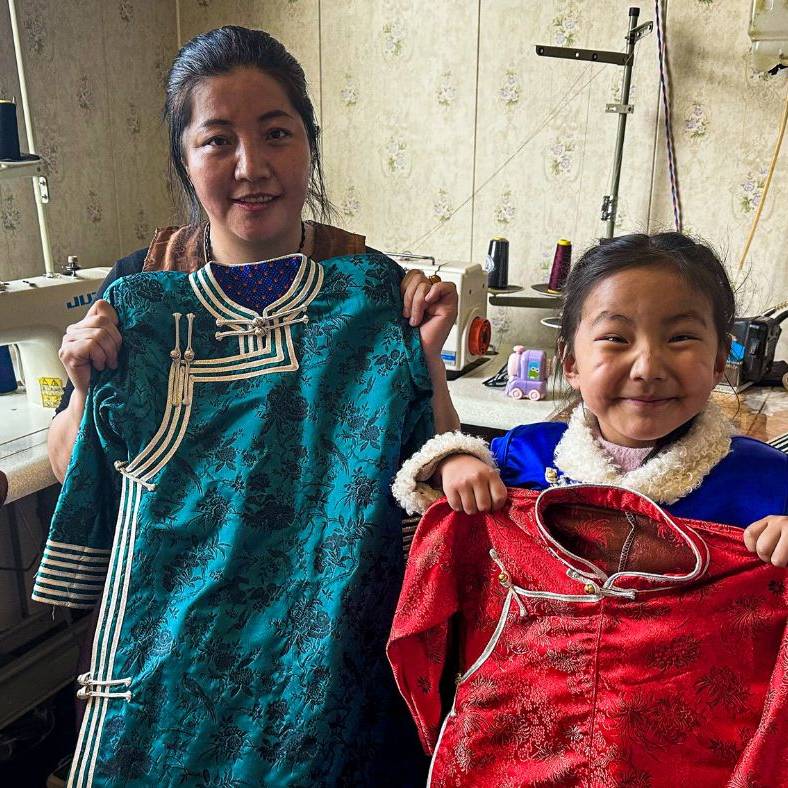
<box><xmin>0</xmin><ymin>267</ymin><xmax>110</xmax><ymax>410</ymax></box>
<box><xmin>749</xmin><ymin>0</ymin><xmax>788</xmax><ymax>74</ymax></box>
<box><xmin>394</xmin><ymin>256</ymin><xmax>491</xmax><ymax>378</ymax></box>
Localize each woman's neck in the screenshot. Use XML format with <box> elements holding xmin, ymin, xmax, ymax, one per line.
<box><xmin>208</xmin><ymin>221</ymin><xmax>309</xmax><ymax>265</ymax></box>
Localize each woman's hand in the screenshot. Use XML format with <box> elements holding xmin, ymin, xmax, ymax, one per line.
<box><xmin>400</xmin><ymin>270</ymin><xmax>458</xmax><ymax>358</ymax></box>
<box><xmin>744</xmin><ymin>515</ymin><xmax>788</xmax><ymax>567</ymax></box>
<box><xmin>58</xmin><ymin>299</ymin><xmax>121</xmax><ymax>394</ymax></box>
<box><xmin>435</xmin><ymin>454</ymin><xmax>508</xmax><ymax>515</ymax></box>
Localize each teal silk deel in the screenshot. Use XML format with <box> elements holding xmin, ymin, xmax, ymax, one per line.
<box><xmin>33</xmin><ymin>254</ymin><xmax>433</xmax><ymax>786</ymax></box>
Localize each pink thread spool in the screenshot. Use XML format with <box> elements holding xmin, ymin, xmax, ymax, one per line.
<box><xmin>547</xmin><ymin>239</ymin><xmax>572</xmax><ymax>294</ymax></box>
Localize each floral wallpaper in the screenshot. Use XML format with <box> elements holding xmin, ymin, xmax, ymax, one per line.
<box><xmin>0</xmin><ymin>0</ymin><xmax>177</xmax><ymax>281</ymax></box>
<box><xmin>650</xmin><ymin>0</ymin><xmax>788</xmax><ymax>340</ymax></box>
<box><xmin>4</xmin><ymin>1</ymin><xmax>786</xmax><ymax>361</ymax></box>
<box><xmin>179</xmin><ymin>0</ymin><xmax>479</xmax><ymax>259</ymax></box>
<box><xmin>178</xmin><ymin>0</ymin><xmax>321</xmax><ymax>100</ymax></box>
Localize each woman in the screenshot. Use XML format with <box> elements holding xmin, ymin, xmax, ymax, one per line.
<box><xmin>49</xmin><ymin>37</ymin><xmax>457</xmax><ymax>480</ymax></box>
<box><xmin>42</xmin><ymin>26</ymin><xmax>458</xmax><ymax>786</ymax></box>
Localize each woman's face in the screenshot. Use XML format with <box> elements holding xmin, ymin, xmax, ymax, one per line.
<box><xmin>183</xmin><ymin>66</ymin><xmax>311</xmax><ymax>262</ymax></box>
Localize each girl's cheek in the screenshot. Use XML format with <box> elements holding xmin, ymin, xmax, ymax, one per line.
<box><xmin>591</xmin><ymin>357</ymin><xmax>615</xmax><ymax>373</ymax></box>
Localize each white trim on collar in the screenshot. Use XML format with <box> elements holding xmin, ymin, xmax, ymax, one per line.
<box><xmin>553</xmin><ymin>402</ymin><xmax>733</xmax><ymax>505</ymax></box>
<box><xmin>532</xmin><ymin>484</ymin><xmax>710</xmax><ymax>594</ymax></box>
<box><xmin>189</xmin><ymin>254</ymin><xmax>317</xmax><ymax>322</ymax></box>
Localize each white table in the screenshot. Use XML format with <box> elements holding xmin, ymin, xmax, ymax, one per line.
<box><xmin>0</xmin><ymin>389</ymin><xmax>56</xmax><ymax>504</ymax></box>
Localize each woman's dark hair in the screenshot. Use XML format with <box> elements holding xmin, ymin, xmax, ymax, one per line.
<box><xmin>558</xmin><ymin>232</ymin><xmax>736</xmax><ymax>357</ymax></box>
<box><xmin>164</xmin><ymin>25</ymin><xmax>333</xmax><ymax>225</ymax></box>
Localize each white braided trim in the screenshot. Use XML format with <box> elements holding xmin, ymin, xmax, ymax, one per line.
<box><xmin>392</xmin><ymin>431</ymin><xmax>495</xmax><ymax>515</ymax></box>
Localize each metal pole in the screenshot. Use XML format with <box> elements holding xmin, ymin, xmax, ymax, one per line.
<box><xmin>605</xmin><ymin>7</ymin><xmax>640</xmax><ymax>238</ymax></box>
<box><xmin>8</xmin><ymin>0</ymin><xmax>55</xmax><ymax>276</ymax></box>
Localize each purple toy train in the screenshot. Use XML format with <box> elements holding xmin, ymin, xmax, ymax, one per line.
<box><xmin>505</xmin><ymin>346</ymin><xmax>548</xmax><ymax>401</ymax></box>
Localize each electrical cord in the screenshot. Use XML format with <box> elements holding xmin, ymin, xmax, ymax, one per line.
<box><xmin>737</xmin><ymin>84</ymin><xmax>788</xmax><ymax>271</ymax></box>
<box><xmin>655</xmin><ymin>0</ymin><xmax>682</xmax><ymax>231</ymax></box>
<box><xmin>407</xmin><ymin>61</ymin><xmax>609</xmax><ymax>251</ymax></box>
<box><xmin>482</xmin><ymin>361</ymin><xmax>509</xmax><ymax>388</ymax></box>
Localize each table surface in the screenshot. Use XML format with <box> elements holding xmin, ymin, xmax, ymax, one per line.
<box><xmin>710</xmin><ymin>386</ymin><xmax>788</xmax><ymax>444</ymax></box>
<box><xmin>0</xmin><ymin>389</ymin><xmax>56</xmax><ymax>504</ymax></box>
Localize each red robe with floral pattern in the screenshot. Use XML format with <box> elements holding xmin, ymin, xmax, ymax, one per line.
<box><xmin>388</xmin><ymin>485</ymin><xmax>787</xmax><ymax>787</ymax></box>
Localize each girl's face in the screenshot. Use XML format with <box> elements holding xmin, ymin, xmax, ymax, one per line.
<box><xmin>182</xmin><ymin>67</ymin><xmax>311</xmax><ymax>263</ymax></box>
<box><xmin>563</xmin><ymin>265</ymin><xmax>727</xmax><ymax>447</ymax></box>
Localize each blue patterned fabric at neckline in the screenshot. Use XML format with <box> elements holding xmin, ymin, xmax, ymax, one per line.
<box><xmin>212</xmin><ymin>255</ymin><xmax>303</xmax><ymax>313</ymax></box>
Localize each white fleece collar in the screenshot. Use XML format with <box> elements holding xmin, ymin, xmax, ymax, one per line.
<box><xmin>552</xmin><ymin>402</ymin><xmax>733</xmax><ymax>505</ymax></box>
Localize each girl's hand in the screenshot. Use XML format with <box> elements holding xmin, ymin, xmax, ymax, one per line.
<box><xmin>744</xmin><ymin>515</ymin><xmax>788</xmax><ymax>567</ymax></box>
<box><xmin>435</xmin><ymin>454</ymin><xmax>508</xmax><ymax>515</ymax></box>
<box><xmin>400</xmin><ymin>270</ymin><xmax>458</xmax><ymax>358</ymax></box>
<box><xmin>58</xmin><ymin>299</ymin><xmax>121</xmax><ymax>394</ymax></box>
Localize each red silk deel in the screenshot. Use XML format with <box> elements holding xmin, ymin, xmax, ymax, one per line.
<box><xmin>387</xmin><ymin>485</ymin><xmax>787</xmax><ymax>787</ymax></box>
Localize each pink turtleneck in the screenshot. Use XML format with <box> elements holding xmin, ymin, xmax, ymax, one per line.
<box><xmin>596</xmin><ymin>435</ymin><xmax>654</xmax><ymax>472</ymax></box>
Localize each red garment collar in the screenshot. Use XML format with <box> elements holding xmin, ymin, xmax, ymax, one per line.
<box><xmin>507</xmin><ymin>485</ymin><xmax>710</xmax><ymax>596</ymax></box>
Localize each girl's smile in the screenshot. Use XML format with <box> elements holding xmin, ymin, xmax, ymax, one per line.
<box><xmin>621</xmin><ymin>397</ymin><xmax>676</xmax><ymax>408</ymax></box>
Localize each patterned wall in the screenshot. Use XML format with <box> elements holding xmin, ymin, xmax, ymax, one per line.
<box><xmin>3</xmin><ymin>1</ymin><xmax>786</xmax><ymax>357</ymax></box>
<box><xmin>650</xmin><ymin>1</ymin><xmax>788</xmax><ymax>327</ymax></box>
<box><xmin>180</xmin><ymin>0</ymin><xmax>788</xmax><ymax>353</ymax></box>
<box><xmin>0</xmin><ymin>0</ymin><xmax>176</xmax><ymax>281</ymax></box>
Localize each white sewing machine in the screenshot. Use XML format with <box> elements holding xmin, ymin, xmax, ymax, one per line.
<box><xmin>394</xmin><ymin>255</ymin><xmax>491</xmax><ymax>378</ymax></box>
<box><xmin>0</xmin><ymin>267</ymin><xmax>110</xmax><ymax>410</ymax></box>
<box><xmin>749</xmin><ymin>0</ymin><xmax>788</xmax><ymax>73</ymax></box>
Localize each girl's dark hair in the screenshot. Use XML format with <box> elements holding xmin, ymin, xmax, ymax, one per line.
<box><xmin>164</xmin><ymin>25</ymin><xmax>333</xmax><ymax>225</ymax></box>
<box><xmin>558</xmin><ymin>232</ymin><xmax>736</xmax><ymax>357</ymax></box>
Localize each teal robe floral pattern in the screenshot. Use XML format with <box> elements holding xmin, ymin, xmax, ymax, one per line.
<box><xmin>33</xmin><ymin>254</ymin><xmax>433</xmax><ymax>786</ymax></box>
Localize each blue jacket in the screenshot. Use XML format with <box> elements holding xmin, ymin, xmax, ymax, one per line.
<box><xmin>491</xmin><ymin>422</ymin><xmax>788</xmax><ymax>528</ymax></box>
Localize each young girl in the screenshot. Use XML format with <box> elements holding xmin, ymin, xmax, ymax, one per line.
<box><xmin>393</xmin><ymin>232</ymin><xmax>788</xmax><ymax>562</ymax></box>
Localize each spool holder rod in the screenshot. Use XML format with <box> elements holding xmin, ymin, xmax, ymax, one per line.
<box><xmin>536</xmin><ymin>7</ymin><xmax>653</xmax><ymax>238</ymax></box>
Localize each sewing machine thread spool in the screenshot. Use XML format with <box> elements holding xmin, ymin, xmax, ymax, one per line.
<box><xmin>547</xmin><ymin>239</ymin><xmax>572</xmax><ymax>294</ymax></box>
<box><xmin>487</xmin><ymin>237</ymin><xmax>509</xmax><ymax>289</ymax></box>
<box><xmin>0</xmin><ymin>100</ymin><xmax>21</xmax><ymax>161</ymax></box>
